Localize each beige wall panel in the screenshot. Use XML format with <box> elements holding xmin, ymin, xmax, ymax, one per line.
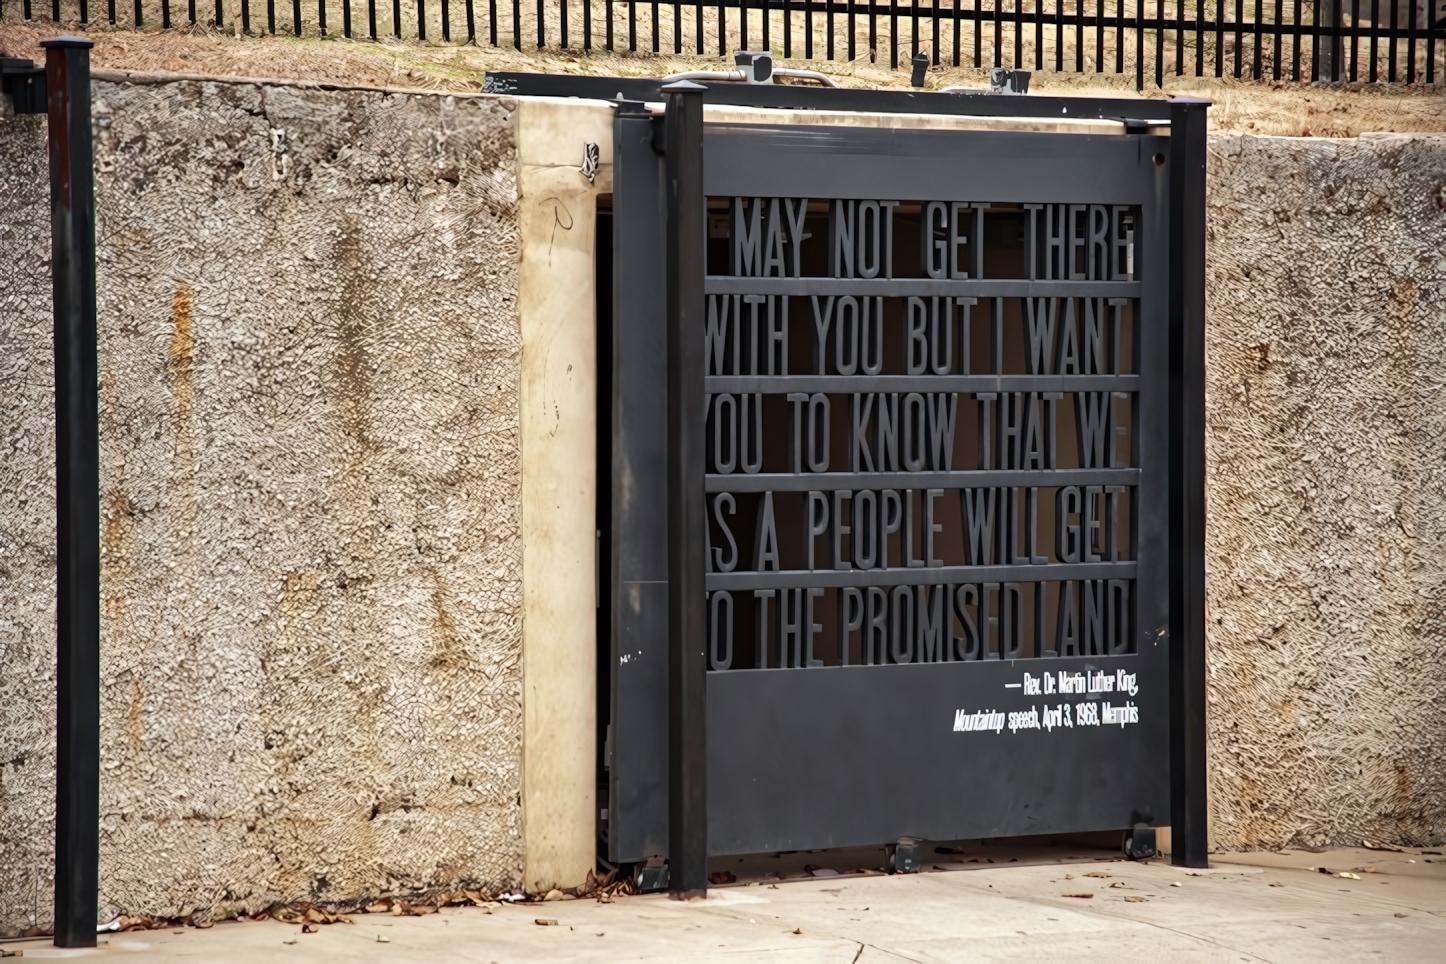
<box><xmin>515</xmin><ymin>98</ymin><xmax>614</xmax><ymax>893</ymax></box>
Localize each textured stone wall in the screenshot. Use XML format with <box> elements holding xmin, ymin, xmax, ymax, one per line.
<box><xmin>0</xmin><ymin>80</ymin><xmax>524</xmax><ymax>934</ymax></box>
<box><xmin>1205</xmin><ymin>133</ymin><xmax>1446</xmax><ymax>850</ymax></box>
<box><xmin>0</xmin><ymin>111</ymin><xmax>57</xmax><ymax>937</ymax></box>
<box><xmin>5</xmin><ymin>89</ymin><xmax>1446</xmax><ymax>934</ymax></box>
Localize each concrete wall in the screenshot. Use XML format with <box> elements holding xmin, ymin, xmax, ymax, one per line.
<box><xmin>0</xmin><ymin>110</ymin><xmax>58</xmax><ymax>937</ymax></box>
<box><xmin>3</xmin><ymin>85</ymin><xmax>1446</xmax><ymax>934</ymax></box>
<box><xmin>1204</xmin><ymin>133</ymin><xmax>1446</xmax><ymax>851</ymax></box>
<box><xmin>1</xmin><ymin>79</ymin><xmax>531</xmax><ymax>934</ymax></box>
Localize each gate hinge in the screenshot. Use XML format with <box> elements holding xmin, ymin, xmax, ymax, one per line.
<box><xmin>1</xmin><ymin>59</ymin><xmax>47</xmax><ymax>115</ymax></box>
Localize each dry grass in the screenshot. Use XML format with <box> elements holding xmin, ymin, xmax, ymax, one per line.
<box><xmin>2</xmin><ymin>6</ymin><xmax>1445</xmax><ymax>136</ymax></box>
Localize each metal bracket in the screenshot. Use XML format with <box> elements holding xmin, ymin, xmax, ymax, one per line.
<box><xmin>634</xmin><ymin>855</ymin><xmax>670</xmax><ymax>892</ymax></box>
<box><xmin>1123</xmin><ymin>825</ymin><xmax>1158</xmax><ymax>860</ymax></box>
<box><xmin>990</xmin><ymin>68</ymin><xmax>1032</xmax><ymax>94</ymax></box>
<box><xmin>886</xmin><ymin>837</ymin><xmax>923</xmax><ymax>873</ymax></box>
<box><xmin>1</xmin><ymin>58</ymin><xmax>47</xmax><ymax>114</ymax></box>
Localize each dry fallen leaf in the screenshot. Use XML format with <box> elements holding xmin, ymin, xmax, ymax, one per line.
<box><xmin>1124</xmin><ymin>896</ymin><xmax>1148</xmax><ymax>903</ymax></box>
<box><xmin>392</xmin><ymin>901</ymin><xmax>435</xmax><ymax>917</ymax></box>
<box><xmin>1339</xmin><ymin>872</ymin><xmax>1361</xmax><ymax>880</ymax></box>
<box><xmin>1109</xmin><ymin>882</ymin><xmax>1128</xmax><ymax>889</ymax></box>
<box><xmin>301</xmin><ymin>924</ymin><xmax>317</xmax><ymax>934</ymax></box>
<box><xmin>792</xmin><ymin>928</ymin><xmax>803</xmax><ymax>934</ymax></box>
<box><xmin>1084</xmin><ymin>872</ymin><xmax>1111</xmax><ymax>878</ymax></box>
<box><xmin>1395</xmin><ymin>913</ymin><xmax>1408</xmax><ymax>918</ymax></box>
<box><xmin>364</xmin><ymin>901</ymin><xmax>390</xmax><ymax>914</ymax></box>
<box><xmin>543</xmin><ymin>889</ymin><xmax>565</xmax><ymax>902</ymax></box>
<box><xmin>535</xmin><ymin>918</ymin><xmax>559</xmax><ymax>926</ymax></box>
<box><xmin>1171</xmin><ymin>882</ymin><xmax>1183</xmax><ymax>887</ymax></box>
<box><xmin>1269</xmin><ymin>883</ymin><xmax>1284</xmax><ymax>888</ymax></box>
<box><xmin>1062</xmin><ymin>893</ymin><xmax>1094</xmax><ymax>899</ymax></box>
<box><xmin>376</xmin><ymin>935</ymin><xmax>390</xmax><ymax>943</ymax></box>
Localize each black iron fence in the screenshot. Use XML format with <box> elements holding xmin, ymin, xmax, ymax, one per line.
<box><xmin>12</xmin><ymin>0</ymin><xmax>1446</xmax><ymax>85</ymax></box>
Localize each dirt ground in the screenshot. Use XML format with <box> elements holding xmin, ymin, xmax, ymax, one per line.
<box><xmin>3</xmin><ymin>16</ymin><xmax>1446</xmax><ymax>137</ymax></box>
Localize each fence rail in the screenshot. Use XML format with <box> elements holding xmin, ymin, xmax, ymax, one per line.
<box><xmin>13</xmin><ymin>0</ymin><xmax>1446</xmax><ymax>86</ymax></box>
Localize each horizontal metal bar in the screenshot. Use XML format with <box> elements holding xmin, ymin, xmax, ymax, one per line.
<box><xmin>706</xmin><ymin>468</ymin><xmax>1139</xmax><ymax>492</ymax></box>
<box><xmin>705</xmin><ymin>278</ymin><xmax>1142</xmax><ymax>299</ymax></box>
<box><xmin>707</xmin><ymin>562</ymin><xmax>1136</xmax><ymax>591</ymax></box>
<box><xmin>486</xmin><ymin>74</ymin><xmax>1176</xmax><ymax>119</ymax></box>
<box><xmin>707</xmin><ymin>374</ymin><xmax>1138</xmax><ymax>393</ymax></box>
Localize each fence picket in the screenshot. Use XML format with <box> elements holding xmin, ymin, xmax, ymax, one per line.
<box><xmin>10</xmin><ymin>0</ymin><xmax>1445</xmax><ymax>89</ymax></box>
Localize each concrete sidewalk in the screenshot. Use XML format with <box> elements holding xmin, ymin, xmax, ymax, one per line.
<box><xmin>6</xmin><ymin>847</ymin><xmax>1444</xmax><ymax>962</ymax></box>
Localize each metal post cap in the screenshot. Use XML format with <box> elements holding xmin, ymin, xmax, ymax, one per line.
<box><xmin>40</xmin><ymin>36</ymin><xmax>96</xmax><ymax>48</ymax></box>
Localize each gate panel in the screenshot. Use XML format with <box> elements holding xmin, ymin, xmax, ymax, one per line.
<box><xmin>607</xmin><ymin>108</ymin><xmax>669</xmax><ymax>863</ymax></box>
<box><xmin>612</xmin><ymin>117</ymin><xmax>1173</xmax><ymax>860</ymax></box>
<box><xmin>707</xmin><ymin>659</ymin><xmax>1164</xmax><ymax>854</ymax></box>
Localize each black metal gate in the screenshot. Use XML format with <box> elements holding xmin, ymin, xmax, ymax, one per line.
<box><xmin>606</xmin><ymin>92</ymin><xmax>1206</xmax><ymax>875</ymax></box>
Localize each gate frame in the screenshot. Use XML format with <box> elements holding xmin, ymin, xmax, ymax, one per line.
<box><xmin>8</xmin><ymin>34</ymin><xmax>104</xmax><ymax>949</ymax></box>
<box><xmin>1166</xmin><ymin>96</ymin><xmax>1211</xmax><ymax>871</ymax></box>
<box><xmin>656</xmin><ymin>89</ymin><xmax>1210</xmax><ymax>889</ymax></box>
<box><xmin>46</xmin><ymin>36</ymin><xmax>102</xmax><ymax>947</ymax></box>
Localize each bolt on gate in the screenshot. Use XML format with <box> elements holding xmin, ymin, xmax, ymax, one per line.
<box><xmin>604</xmin><ymin>86</ymin><xmax>1208</xmax><ymax>892</ymax></box>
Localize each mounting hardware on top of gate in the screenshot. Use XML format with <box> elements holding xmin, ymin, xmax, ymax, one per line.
<box><xmin>736</xmin><ymin>50</ymin><xmax>774</xmax><ymax>84</ymax></box>
<box><xmin>910</xmin><ymin>52</ymin><xmax>929</xmax><ymax>88</ymax></box>
<box><xmin>661</xmin><ymin>52</ymin><xmax>839</xmax><ymax>88</ymax></box>
<box><xmin>990</xmin><ymin>68</ymin><xmax>1032</xmax><ymax>95</ymax></box>
<box><xmin>887</xmin><ymin>837</ymin><xmax>924</xmax><ymax>874</ymax></box>
<box><xmin>0</xmin><ymin>58</ymin><xmax>46</xmax><ymax>114</ymax></box>
<box><xmin>1122</xmin><ymin>825</ymin><xmax>1158</xmax><ymax>861</ymax></box>
<box><xmin>940</xmin><ymin>68</ymin><xmax>1032</xmax><ymax>97</ymax></box>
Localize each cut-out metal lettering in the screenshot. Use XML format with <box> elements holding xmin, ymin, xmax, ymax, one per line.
<box><xmin>705</xmin><ymin>193</ymin><xmax>1144</xmax><ymax>672</ymax></box>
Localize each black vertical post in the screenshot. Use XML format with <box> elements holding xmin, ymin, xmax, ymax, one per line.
<box><xmin>42</xmin><ymin>35</ymin><xmax>100</xmax><ymax>950</ymax></box>
<box><xmin>1168</xmin><ymin>95</ymin><xmax>1210</xmax><ymax>873</ymax></box>
<box><xmin>663</xmin><ymin>78</ymin><xmax>708</xmax><ymax>902</ymax></box>
<box><xmin>1318</xmin><ymin>0</ymin><xmax>1343</xmax><ymax>81</ymax></box>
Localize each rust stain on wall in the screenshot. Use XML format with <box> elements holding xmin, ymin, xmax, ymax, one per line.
<box><xmin>168</xmin><ymin>281</ymin><xmax>198</xmax><ymax>601</ymax></box>
<box><xmin>125</xmin><ymin>678</ymin><xmax>145</xmax><ymax>757</ymax></box>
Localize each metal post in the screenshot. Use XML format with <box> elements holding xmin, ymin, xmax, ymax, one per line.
<box><xmin>42</xmin><ymin>35</ymin><xmax>100</xmax><ymax>949</ymax></box>
<box><xmin>1317</xmin><ymin>0</ymin><xmax>1344</xmax><ymax>80</ymax></box>
<box><xmin>1167</xmin><ymin>96</ymin><xmax>1210</xmax><ymax>872</ymax></box>
<box><xmin>663</xmin><ymin>78</ymin><xmax>708</xmax><ymax>901</ymax></box>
